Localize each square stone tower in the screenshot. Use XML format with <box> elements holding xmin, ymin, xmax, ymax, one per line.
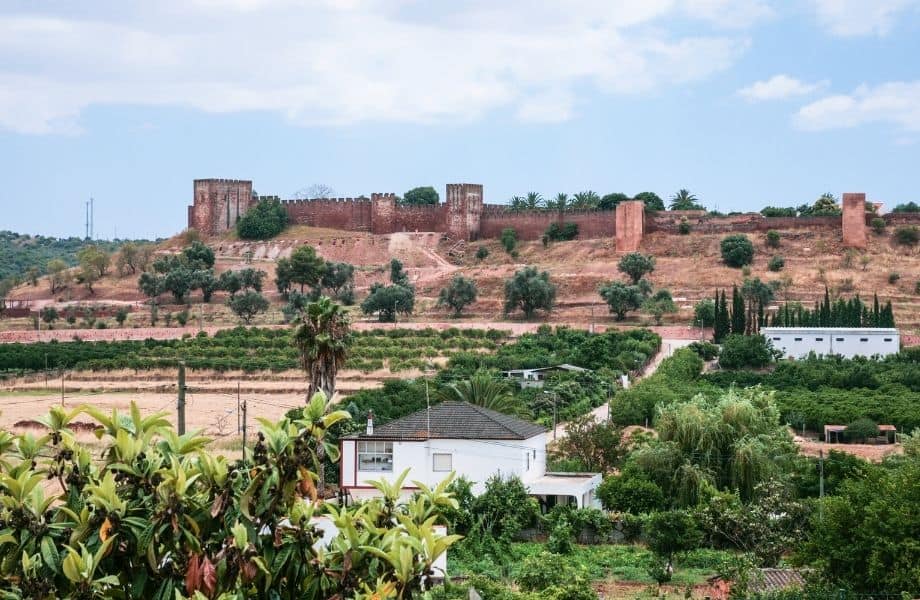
<box><xmin>445</xmin><ymin>184</ymin><xmax>484</xmax><ymax>241</ymax></box>
<box><xmin>615</xmin><ymin>200</ymin><xmax>645</xmax><ymax>252</ymax></box>
<box><xmin>188</xmin><ymin>179</ymin><xmax>254</xmax><ymax>235</ymax></box>
<box><xmin>842</xmin><ymin>192</ymin><xmax>867</xmax><ymax>249</ymax></box>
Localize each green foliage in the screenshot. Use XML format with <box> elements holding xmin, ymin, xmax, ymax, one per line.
<box><xmin>871</xmin><ymin>217</ymin><xmax>886</xmax><ymax>234</ymax></box>
<box><xmin>892</xmin><ymin>200</ymin><xmax>920</xmax><ymax>213</ymax></box>
<box><xmin>504</xmin><ymin>267</ymin><xmax>556</xmax><ymax>318</ymax></box>
<box><xmin>845</xmin><ymin>417</ymin><xmax>879</xmax><ymax>442</ymax></box>
<box><xmin>798</xmin><ymin>193</ymin><xmax>841</xmax><ymax>217</ymax></box>
<box><xmin>694</xmin><ymin>298</ymin><xmax>715</xmax><ymax>328</ymax></box>
<box><xmin>894</xmin><ymin>225</ymin><xmax>919</xmax><ymax>245</ymax></box>
<box><xmin>678</xmin><ymin>220</ymin><xmax>691</xmax><ymax>235</ymax></box>
<box><xmin>236</xmin><ymin>197</ymin><xmax>288</xmax><ymax>239</ymax></box>
<box><xmin>644</xmin><ymin>510</ymin><xmax>703</xmax><ymax>560</ymax></box>
<box><xmin>610</xmin><ymin>349</ymin><xmax>704</xmax><ymax>426</ymax></box>
<box><xmin>687</xmin><ymin>340</ymin><xmax>719</xmax><ymax>360</ymax></box>
<box><xmin>721</xmin><ymin>234</ymin><xmax>755</xmax><ymax>268</ymax></box>
<box><xmin>182</xmin><ymin>240</ymin><xmax>215</xmax><ymax>269</ymax></box>
<box><xmin>227</xmin><ymin>290</ymin><xmax>269</xmax><ymax>323</ymax></box>
<box><xmin>475</xmin><ymin>245</ymin><xmax>489</xmax><ymax>260</ymax></box>
<box><xmin>361</xmin><ymin>283</ymin><xmax>415</xmax><ymax>322</ymax></box>
<box><xmin>554</xmin><ymin>415</ymin><xmax>625</xmax><ymax>473</ymax></box>
<box><xmin>719</xmin><ymin>334</ymin><xmax>778</xmax><ymax>369</ymax></box>
<box><xmin>635</xmin><ymin>192</ymin><xmax>665</xmax><ymax>211</ymax></box>
<box><xmin>618</xmin><ymin>252</ymin><xmax>655</xmax><ymax>284</ymax></box>
<box><xmin>888</xmin><ymin>271</ymin><xmax>900</xmax><ymax>284</ymax></box>
<box><xmin>473</xmin><ymin>475</ymin><xmax>541</xmax><ymax>542</ymax></box>
<box><xmin>760</xmin><ymin>206</ymin><xmax>797</xmax><ymax>217</ymax></box>
<box><xmin>642</xmin><ymin>289</ymin><xmax>677</xmax><ymax>325</ymax></box>
<box><xmin>768</xmin><ymin>255</ymin><xmax>785</xmax><ymax>271</ymax></box>
<box><xmin>285</xmin><ymin>245</ymin><xmax>326</xmax><ymax>293</ymax></box>
<box><xmin>598</xmin><ymin>192</ymin><xmax>630</xmax><ymax>210</ymax></box>
<box><xmin>599</xmin><ymin>281</ymin><xmax>643</xmax><ymax>320</ymax></box>
<box><xmin>770</xmin><ymin>291</ymin><xmax>895</xmax><ymax>327</ymax></box>
<box><xmin>0</xmin><ymin>400</ymin><xmax>460</xmax><ymax>599</ymax></box>
<box><xmin>501</xmin><ymin>228</ymin><xmax>518</xmax><ymax>254</ymax></box>
<box><xmin>766</xmin><ymin>230</ymin><xmax>781</xmax><ymax>248</ymax></box>
<box><xmin>437</xmin><ymin>275</ymin><xmax>478</xmax><ymax>317</ymax></box>
<box><xmin>669</xmin><ymin>189</ymin><xmax>705</xmax><ymax>211</ymax></box>
<box><xmin>401</xmin><ymin>185</ymin><xmax>439</xmax><ymax>205</ymax></box>
<box><xmin>0</xmin><ymin>231</ymin><xmax>148</xmax><ymax>283</ymax></box>
<box><xmin>798</xmin><ymin>456</ymin><xmax>920</xmax><ymax>594</ymax></box>
<box><xmin>544</xmin><ymin>222</ymin><xmax>579</xmax><ymax>242</ymax></box>
<box><xmin>598</xmin><ymin>473</ymin><xmax>667</xmax><ymax>514</ymax></box>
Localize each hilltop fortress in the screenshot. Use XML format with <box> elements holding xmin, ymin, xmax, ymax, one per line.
<box><xmin>188</xmin><ymin>179</ymin><xmax>916</xmax><ymax>251</ymax></box>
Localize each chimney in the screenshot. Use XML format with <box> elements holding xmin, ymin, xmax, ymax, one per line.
<box><xmin>366</xmin><ymin>410</ymin><xmax>374</xmax><ymax>436</ymax></box>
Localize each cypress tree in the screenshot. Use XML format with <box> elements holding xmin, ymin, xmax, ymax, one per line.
<box><xmin>731</xmin><ymin>286</ymin><xmax>745</xmax><ymax>335</ymax></box>
<box><xmin>880</xmin><ymin>301</ymin><xmax>895</xmax><ymax>327</ymax></box>
<box><xmin>873</xmin><ymin>294</ymin><xmax>880</xmax><ymax>327</ymax></box>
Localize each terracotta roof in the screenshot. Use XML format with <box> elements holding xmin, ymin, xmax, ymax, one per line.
<box><xmin>344</xmin><ymin>401</ymin><xmax>546</xmax><ymax>441</ymax></box>
<box><xmin>752</xmin><ymin>569</ymin><xmax>806</xmax><ymax>592</ymax></box>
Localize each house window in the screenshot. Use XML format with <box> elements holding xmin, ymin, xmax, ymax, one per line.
<box><xmin>836</xmin><ymin>338</ymin><xmax>844</xmax><ymax>342</ymax></box>
<box><xmin>794</xmin><ymin>337</ymin><xmax>803</xmax><ymax>342</ymax></box>
<box><xmin>772</xmin><ymin>337</ymin><xmax>781</xmax><ymax>341</ymax></box>
<box><xmin>433</xmin><ymin>453</ymin><xmax>452</xmax><ymax>472</ymax></box>
<box><xmin>358</xmin><ymin>441</ymin><xmax>393</xmax><ymax>472</ymax></box>
<box><xmin>815</xmin><ymin>337</ymin><xmax>824</xmax><ymax>341</ymax></box>
<box><xmin>884</xmin><ymin>338</ymin><xmax>893</xmax><ymax>342</ymax></box>
<box><xmin>860</xmin><ymin>338</ymin><xmax>868</xmax><ymax>342</ymax></box>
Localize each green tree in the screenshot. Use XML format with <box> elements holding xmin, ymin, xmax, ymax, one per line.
<box><xmin>634</xmin><ymin>191</ymin><xmax>665</xmax><ymax>211</ymax></box>
<box><xmin>138</xmin><ymin>272</ymin><xmax>165</xmax><ymax>301</ymax></box>
<box><xmin>163</xmin><ymin>267</ymin><xmax>194</xmax><ymax>303</ymax></box>
<box><xmin>288</xmin><ymin>245</ymin><xmax>326</xmax><ymax>292</ymax></box>
<box><xmin>401</xmin><ymin>186</ymin><xmax>439</xmax><ymax>205</ymax></box>
<box><xmin>768</xmin><ymin>255</ymin><xmax>785</xmax><ymax>271</ymax></box>
<box><xmin>293</xmin><ymin>295</ymin><xmax>350</xmax><ymax>404</ymax></box>
<box><xmin>238</xmin><ymin>267</ymin><xmax>266</xmax><ymax>292</ymax></box>
<box><xmin>40</xmin><ymin>306</ymin><xmax>58</xmax><ymax>325</ymax></box>
<box><xmin>320</xmin><ymin>261</ymin><xmax>355</xmax><ymax>302</ymax></box>
<box><xmin>556</xmin><ymin>414</ymin><xmax>625</xmax><ymax>473</ymax></box>
<box><xmin>765</xmin><ymin>230</ymin><xmax>781</xmax><ymax>248</ymax></box>
<box><xmin>618</xmin><ymin>252</ymin><xmax>656</xmax><ymax>284</ymax></box>
<box><xmin>500</xmin><ymin>228</ymin><xmax>518</xmax><ymax>254</ymax></box>
<box><xmin>845</xmin><ymin>417</ymin><xmax>879</xmax><ymax>442</ymax></box>
<box><xmin>236</xmin><ymin>197</ymin><xmax>288</xmax><ymax>239</ymax></box>
<box><xmin>571</xmin><ymin>190</ymin><xmax>600</xmax><ymax>210</ymax></box>
<box><xmin>599</xmin><ymin>281</ymin><xmax>643</xmax><ymax>320</ymax></box>
<box><xmin>669</xmin><ymin>189</ymin><xmax>705</xmax><ymax>211</ymax></box>
<box><xmin>643</xmin><ymin>510</ymin><xmax>703</xmax><ymax>580</ymax></box>
<box><xmin>718</xmin><ymin>334</ymin><xmax>777</xmax><ymax>369</ymax></box>
<box><xmin>547</xmin><ymin>193</ymin><xmax>569</xmax><ymax>212</ymax></box>
<box><xmin>892</xmin><ymin>201</ymin><xmax>920</xmax><ymax>213</ymax></box>
<box><xmin>503</xmin><ymin>266</ymin><xmax>556</xmax><ymax>318</ymax></box>
<box><xmin>598</xmin><ymin>192</ymin><xmax>630</xmax><ymax>210</ymax></box>
<box><xmin>598</xmin><ymin>473</ymin><xmax>666</xmax><ymax>514</ymax></box>
<box><xmin>77</xmin><ymin>245</ymin><xmax>111</xmax><ymax>278</ymax></box>
<box><xmin>114</xmin><ymin>242</ymin><xmax>140</xmax><ymax>276</ymax></box>
<box><xmin>721</xmin><ymin>234</ymin><xmax>755</xmax><ymax>268</ymax></box>
<box><xmin>643</xmin><ymin>289</ymin><xmax>677</xmax><ymax>325</ymax></box>
<box><xmin>219</xmin><ymin>269</ymin><xmax>242</xmax><ymax>297</ymax></box>
<box><xmin>894</xmin><ymin>225</ymin><xmax>919</xmax><ymax>246</ymax></box>
<box><xmin>389</xmin><ymin>258</ymin><xmax>411</xmax><ymax>287</ymax></box>
<box><xmin>730</xmin><ymin>286</ymin><xmax>745</xmax><ymax>334</ymax></box>
<box><xmin>694</xmin><ymin>298</ymin><xmax>715</xmax><ymax>328</ymax></box>
<box><xmin>47</xmin><ymin>258</ymin><xmax>70</xmax><ymax>294</ymax></box>
<box><xmin>227</xmin><ymin>290</ymin><xmax>269</xmax><ymax>323</ymax></box>
<box><xmin>191</xmin><ymin>269</ymin><xmax>219</xmax><ymax>302</ymax></box>
<box><xmin>361</xmin><ymin>283</ymin><xmax>414</xmax><ymax>322</ymax></box>
<box><xmin>182</xmin><ymin>240</ymin><xmax>215</xmax><ymax>269</ymax></box>
<box><xmin>437</xmin><ymin>372</ymin><xmax>519</xmax><ymax>414</ymax></box>
<box><xmin>437</xmin><ymin>274</ymin><xmax>478</xmax><ymax>317</ymax></box>
<box><xmin>475</xmin><ymin>246</ymin><xmax>489</xmax><ymax>260</ymax></box>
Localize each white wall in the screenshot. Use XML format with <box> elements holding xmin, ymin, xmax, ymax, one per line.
<box><xmin>342</xmin><ymin>433</ymin><xmax>546</xmax><ymax>497</ymax></box>
<box><xmin>762</xmin><ymin>327</ymin><xmax>899</xmax><ymax>359</ymax></box>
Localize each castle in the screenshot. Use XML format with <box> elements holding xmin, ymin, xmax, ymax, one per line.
<box><xmin>188</xmin><ymin>179</ymin><xmax>907</xmax><ymax>250</ymax></box>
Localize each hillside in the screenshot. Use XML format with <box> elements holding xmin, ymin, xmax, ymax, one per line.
<box><xmin>2</xmin><ymin>224</ymin><xmax>918</xmax><ymax>334</ymax></box>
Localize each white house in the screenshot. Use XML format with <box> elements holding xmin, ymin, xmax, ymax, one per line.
<box><xmin>501</xmin><ymin>364</ymin><xmax>589</xmax><ymax>389</ymax></box>
<box><xmin>340</xmin><ymin>401</ymin><xmax>602</xmax><ymax>510</ymax></box>
<box><xmin>761</xmin><ymin>327</ymin><xmax>899</xmax><ymax>359</ymax></box>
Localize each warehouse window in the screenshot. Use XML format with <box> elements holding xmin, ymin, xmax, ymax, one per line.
<box><xmin>815</xmin><ymin>337</ymin><xmax>824</xmax><ymax>341</ymax></box>
<box><xmin>836</xmin><ymin>338</ymin><xmax>844</xmax><ymax>342</ymax></box>
<box><xmin>794</xmin><ymin>337</ymin><xmax>803</xmax><ymax>342</ymax></box>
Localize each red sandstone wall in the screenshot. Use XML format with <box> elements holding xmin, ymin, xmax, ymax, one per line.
<box><xmin>392</xmin><ymin>204</ymin><xmax>445</xmax><ymax>232</ymax></box>
<box><xmin>842</xmin><ymin>193</ymin><xmax>867</xmax><ymax>249</ymax></box>
<box><xmin>615</xmin><ymin>201</ymin><xmax>644</xmax><ymax>252</ymax></box>
<box><xmin>647</xmin><ymin>212</ymin><xmax>842</xmax><ymax>233</ymax></box>
<box><xmin>189</xmin><ymin>179</ymin><xmax>254</xmax><ymax>235</ymax></box>
<box><xmin>446</xmin><ymin>184</ymin><xmax>484</xmax><ymax>240</ymax></box>
<box><xmin>282</xmin><ymin>198</ymin><xmax>372</xmax><ymax>231</ymax></box>
<box><xmin>480</xmin><ymin>209</ymin><xmax>560</xmax><ymax>240</ymax></box>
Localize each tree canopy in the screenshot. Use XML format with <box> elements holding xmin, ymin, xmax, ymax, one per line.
<box><xmin>236</xmin><ymin>197</ymin><xmax>288</xmax><ymax>239</ymax></box>
<box><xmin>503</xmin><ymin>267</ymin><xmax>556</xmax><ymax>318</ymax></box>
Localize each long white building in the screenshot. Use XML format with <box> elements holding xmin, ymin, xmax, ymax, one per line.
<box><xmin>761</xmin><ymin>327</ymin><xmax>899</xmax><ymax>359</ymax></box>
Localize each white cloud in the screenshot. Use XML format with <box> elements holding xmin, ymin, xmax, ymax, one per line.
<box><xmin>0</xmin><ymin>1</ymin><xmax>754</xmax><ymax>134</ymax></box>
<box><xmin>737</xmin><ymin>74</ymin><xmax>828</xmax><ymax>101</ymax></box>
<box><xmin>794</xmin><ymin>81</ymin><xmax>920</xmax><ymax>131</ymax></box>
<box><xmin>811</xmin><ymin>0</ymin><xmax>920</xmax><ymax>36</ymax></box>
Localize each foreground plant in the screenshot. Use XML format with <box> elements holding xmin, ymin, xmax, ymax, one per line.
<box><xmin>0</xmin><ymin>396</ymin><xmax>459</xmax><ymax>599</ymax></box>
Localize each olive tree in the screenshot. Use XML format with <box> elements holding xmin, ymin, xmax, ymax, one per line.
<box><xmin>503</xmin><ymin>267</ymin><xmax>556</xmax><ymax>318</ymax></box>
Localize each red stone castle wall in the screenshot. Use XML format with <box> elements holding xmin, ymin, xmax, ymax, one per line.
<box><xmin>282</xmin><ymin>198</ymin><xmax>372</xmax><ymax>231</ymax></box>
<box><xmin>480</xmin><ymin>207</ymin><xmax>616</xmax><ymax>240</ymax></box>
<box><xmin>392</xmin><ymin>204</ymin><xmax>445</xmax><ymax>232</ymax></box>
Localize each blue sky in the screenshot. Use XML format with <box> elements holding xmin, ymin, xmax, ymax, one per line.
<box><xmin>0</xmin><ymin>0</ymin><xmax>918</xmax><ymax>239</ymax></box>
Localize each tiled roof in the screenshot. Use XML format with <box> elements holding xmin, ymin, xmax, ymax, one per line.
<box><xmin>344</xmin><ymin>401</ymin><xmax>546</xmax><ymax>441</ymax></box>
<box><xmin>752</xmin><ymin>569</ymin><xmax>806</xmax><ymax>592</ymax></box>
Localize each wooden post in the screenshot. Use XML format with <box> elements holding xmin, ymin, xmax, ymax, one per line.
<box><xmin>177</xmin><ymin>361</ymin><xmax>186</xmax><ymax>435</ymax></box>
<box><xmin>241</xmin><ymin>400</ymin><xmax>248</xmax><ymax>459</ymax></box>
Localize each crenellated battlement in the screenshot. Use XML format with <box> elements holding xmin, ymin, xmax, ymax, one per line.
<box><xmin>281</xmin><ymin>197</ymin><xmax>371</xmax><ymax>205</ymax></box>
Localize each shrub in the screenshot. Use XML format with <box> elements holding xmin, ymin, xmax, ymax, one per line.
<box><xmin>115</xmin><ymin>308</ymin><xmax>128</xmax><ymax>326</ymax></box>
<box><xmin>618</xmin><ymin>252</ymin><xmax>656</xmax><ymax>284</ymax></box>
<box><xmin>846</xmin><ymin>417</ymin><xmax>879</xmax><ymax>442</ymax></box>
<box><xmin>545</xmin><ymin>222</ymin><xmax>579</xmax><ymax>242</ymax></box>
<box><xmin>765</xmin><ymin>230</ymin><xmax>781</xmax><ymax>248</ymax></box>
<box><xmin>236</xmin><ymin>197</ymin><xmax>288</xmax><ymax>239</ymax></box>
<box><xmin>504</xmin><ymin>267</ymin><xmax>556</xmax><ymax>318</ymax></box>
<box><xmin>871</xmin><ymin>217</ymin><xmax>886</xmax><ymax>235</ymax></box>
<box><xmin>598</xmin><ymin>474</ymin><xmax>666</xmax><ymax>514</ymax></box>
<box><xmin>176</xmin><ymin>309</ymin><xmax>189</xmax><ymax>326</ymax></box>
<box><xmin>501</xmin><ymin>228</ymin><xmax>518</xmax><ymax>254</ymax></box>
<box><xmin>516</xmin><ymin>552</ymin><xmax>576</xmax><ymax>591</ymax></box>
<box><xmin>437</xmin><ymin>275</ymin><xmax>478</xmax><ymax>317</ymax></box>
<box><xmin>741</xmin><ymin>266</ymin><xmax>751</xmax><ymax>277</ymax></box>
<box><xmin>95</xmin><ymin>320</ymin><xmax>108</xmax><ymax>329</ymax></box>
<box><xmin>476</xmin><ymin>245</ymin><xmax>489</xmax><ymax>260</ymax></box>
<box><xmin>228</xmin><ymin>290</ymin><xmax>269</xmax><ymax>323</ymax></box>
<box><xmin>721</xmin><ymin>234</ymin><xmax>755</xmax><ymax>267</ymax></box>
<box><xmin>894</xmin><ymin>226</ymin><xmax>919</xmax><ymax>246</ymax></box>
<box><xmin>768</xmin><ymin>255</ymin><xmax>785</xmax><ymax>272</ymax></box>
<box><xmin>688</xmin><ymin>340</ymin><xmax>719</xmax><ymax>361</ymax></box>
<box><xmin>719</xmin><ymin>334</ymin><xmax>777</xmax><ymax>369</ymax></box>
<box><xmin>888</xmin><ymin>272</ymin><xmax>900</xmax><ymax>284</ymax></box>
<box><xmin>916</xmin><ymin>280</ymin><xmax>920</xmax><ymax>295</ymax></box>
<box><xmin>678</xmin><ymin>219</ymin><xmax>691</xmax><ymax>235</ymax></box>
<box><xmin>693</xmin><ymin>298</ymin><xmax>715</xmax><ymax>328</ymax></box>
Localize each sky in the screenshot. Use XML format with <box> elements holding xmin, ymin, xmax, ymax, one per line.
<box><xmin>0</xmin><ymin>0</ymin><xmax>918</xmax><ymax>239</ymax></box>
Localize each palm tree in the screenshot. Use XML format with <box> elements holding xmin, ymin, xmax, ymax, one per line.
<box><xmin>571</xmin><ymin>190</ymin><xmax>600</xmax><ymax>210</ymax></box>
<box><xmin>509</xmin><ymin>195</ymin><xmax>526</xmax><ymax>212</ymax></box>
<box><xmin>293</xmin><ymin>296</ymin><xmax>350</xmax><ymax>402</ymax></box>
<box><xmin>669</xmin><ymin>189</ymin><xmax>703</xmax><ymax>211</ymax></box>
<box><xmin>548</xmin><ymin>193</ymin><xmax>569</xmax><ymax>212</ymax></box>
<box><xmin>525</xmin><ymin>191</ymin><xmax>544</xmax><ymax>210</ymax></box>
<box><xmin>436</xmin><ymin>372</ymin><xmax>520</xmax><ymax>414</ymax></box>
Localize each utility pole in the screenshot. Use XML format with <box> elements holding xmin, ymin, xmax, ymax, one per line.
<box><xmin>60</xmin><ymin>370</ymin><xmax>65</xmax><ymax>406</ymax></box>
<box><xmin>241</xmin><ymin>400</ymin><xmax>248</xmax><ymax>459</ymax></box>
<box><xmin>177</xmin><ymin>361</ymin><xmax>186</xmax><ymax>435</ymax></box>
<box><xmin>818</xmin><ymin>449</ymin><xmax>825</xmax><ymax>521</ymax></box>
<box><xmin>237</xmin><ymin>382</ymin><xmax>241</xmax><ymax>433</ymax></box>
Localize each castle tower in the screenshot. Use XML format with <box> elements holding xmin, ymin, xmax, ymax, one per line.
<box><xmin>370</xmin><ymin>193</ymin><xmax>397</xmax><ymax>234</ymax></box>
<box><xmin>445</xmin><ymin>184</ymin><xmax>484</xmax><ymax>241</ymax></box>
<box><xmin>842</xmin><ymin>193</ymin><xmax>867</xmax><ymax>249</ymax></box>
<box><xmin>188</xmin><ymin>179</ymin><xmax>254</xmax><ymax>235</ymax></box>
<box><xmin>615</xmin><ymin>200</ymin><xmax>645</xmax><ymax>252</ymax></box>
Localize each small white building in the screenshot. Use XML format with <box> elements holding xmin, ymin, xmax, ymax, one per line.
<box><xmin>340</xmin><ymin>401</ymin><xmax>601</xmax><ymax>510</ymax></box>
<box><xmin>501</xmin><ymin>364</ymin><xmax>589</xmax><ymax>389</ymax></box>
<box><xmin>761</xmin><ymin>327</ymin><xmax>899</xmax><ymax>359</ymax></box>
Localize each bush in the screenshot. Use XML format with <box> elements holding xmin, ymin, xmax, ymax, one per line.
<box><xmin>516</xmin><ymin>552</ymin><xmax>576</xmax><ymax>592</ymax></box>
<box><xmin>618</xmin><ymin>252</ymin><xmax>656</xmax><ymax>284</ymax></box>
<box><xmin>504</xmin><ymin>267</ymin><xmax>556</xmax><ymax>318</ymax></box>
<box><xmin>846</xmin><ymin>417</ymin><xmax>879</xmax><ymax>442</ymax></box>
<box><xmin>227</xmin><ymin>290</ymin><xmax>269</xmax><ymax>323</ymax></box>
<box><xmin>476</xmin><ymin>245</ymin><xmax>489</xmax><ymax>260</ymax></box>
<box><xmin>236</xmin><ymin>197</ymin><xmax>288</xmax><ymax>239</ymax></box>
<box><xmin>718</xmin><ymin>334</ymin><xmax>777</xmax><ymax>369</ymax></box>
<box><xmin>768</xmin><ymin>255</ymin><xmax>785</xmax><ymax>272</ymax></box>
<box><xmin>916</xmin><ymin>280</ymin><xmax>920</xmax><ymax>295</ymax></box>
<box><xmin>721</xmin><ymin>235</ymin><xmax>755</xmax><ymax>267</ymax></box>
<box><xmin>871</xmin><ymin>217</ymin><xmax>886</xmax><ymax>234</ymax></box>
<box><xmin>678</xmin><ymin>219</ymin><xmax>691</xmax><ymax>235</ymax></box>
<box><xmin>598</xmin><ymin>474</ymin><xmax>666</xmax><ymax>514</ymax></box>
<box><xmin>894</xmin><ymin>226</ymin><xmax>919</xmax><ymax>246</ymax></box>
<box><xmin>765</xmin><ymin>230</ymin><xmax>781</xmax><ymax>248</ymax></box>
<box><xmin>545</xmin><ymin>222</ymin><xmax>579</xmax><ymax>242</ymax></box>
<box><xmin>115</xmin><ymin>308</ymin><xmax>128</xmax><ymax>326</ymax></box>
<box><xmin>501</xmin><ymin>228</ymin><xmax>518</xmax><ymax>254</ymax></box>
<box><xmin>888</xmin><ymin>272</ymin><xmax>900</xmax><ymax>284</ymax></box>
<box><xmin>688</xmin><ymin>340</ymin><xmax>719</xmax><ymax>360</ymax></box>
<box><xmin>693</xmin><ymin>298</ymin><xmax>715</xmax><ymax>328</ymax></box>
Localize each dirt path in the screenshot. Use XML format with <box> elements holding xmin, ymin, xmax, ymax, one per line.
<box><xmin>551</xmin><ymin>339</ymin><xmax>696</xmax><ymax>440</ymax></box>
